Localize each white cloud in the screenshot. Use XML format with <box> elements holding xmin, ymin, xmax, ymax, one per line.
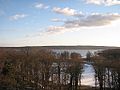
<box><xmin>10</xmin><ymin>14</ymin><xmax>27</xmax><ymax>20</ymax></box>
<box><xmin>53</xmin><ymin>7</ymin><xmax>83</xmax><ymax>16</ymax></box>
<box><xmin>47</xmin><ymin>13</ymin><xmax>120</xmax><ymax>34</ymax></box>
<box><xmin>64</xmin><ymin>13</ymin><xmax>120</xmax><ymax>28</ymax></box>
<box><xmin>86</xmin><ymin>0</ymin><xmax>104</xmax><ymax>5</ymax></box>
<box><xmin>85</xmin><ymin>0</ymin><xmax>120</xmax><ymax>6</ymax></box>
<box><xmin>51</xmin><ymin>18</ymin><xmax>65</xmax><ymax>22</ymax></box>
<box><xmin>47</xmin><ymin>26</ymin><xmax>67</xmax><ymax>33</ymax></box>
<box><xmin>35</xmin><ymin>3</ymin><xmax>49</xmax><ymax>9</ymax></box>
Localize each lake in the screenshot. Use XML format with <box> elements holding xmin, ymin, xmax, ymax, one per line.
<box><xmin>52</xmin><ymin>49</ymin><xmax>102</xmax><ymax>58</ymax></box>
<box><xmin>52</xmin><ymin>49</ymin><xmax>102</xmax><ymax>86</ymax></box>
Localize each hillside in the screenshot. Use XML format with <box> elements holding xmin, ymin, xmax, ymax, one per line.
<box><xmin>0</xmin><ymin>45</ymin><xmax>120</xmax><ymax>50</ymax></box>
<box><xmin>42</xmin><ymin>45</ymin><xmax>120</xmax><ymax>50</ymax></box>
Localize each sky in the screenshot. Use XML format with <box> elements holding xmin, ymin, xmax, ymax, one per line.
<box><xmin>0</xmin><ymin>0</ymin><xmax>120</xmax><ymax>47</ymax></box>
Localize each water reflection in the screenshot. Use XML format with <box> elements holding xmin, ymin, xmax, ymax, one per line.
<box><xmin>53</xmin><ymin>49</ymin><xmax>101</xmax><ymax>58</ymax></box>
<box><xmin>81</xmin><ymin>64</ymin><xmax>95</xmax><ymax>86</ymax></box>
<box><xmin>1</xmin><ymin>48</ymin><xmax>120</xmax><ymax>90</ymax></box>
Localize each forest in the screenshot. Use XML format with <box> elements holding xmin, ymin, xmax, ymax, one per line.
<box><xmin>0</xmin><ymin>47</ymin><xmax>120</xmax><ymax>90</ymax></box>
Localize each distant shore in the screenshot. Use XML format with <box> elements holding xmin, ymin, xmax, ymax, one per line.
<box><xmin>0</xmin><ymin>45</ymin><xmax>120</xmax><ymax>50</ymax></box>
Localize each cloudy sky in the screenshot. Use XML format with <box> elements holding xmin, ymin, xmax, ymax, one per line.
<box><xmin>0</xmin><ymin>0</ymin><xmax>120</xmax><ymax>47</ymax></box>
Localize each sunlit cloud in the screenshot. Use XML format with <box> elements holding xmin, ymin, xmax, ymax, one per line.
<box><xmin>51</xmin><ymin>18</ymin><xmax>65</xmax><ymax>22</ymax></box>
<box><xmin>47</xmin><ymin>13</ymin><xmax>120</xmax><ymax>34</ymax></box>
<box><xmin>64</xmin><ymin>13</ymin><xmax>120</xmax><ymax>27</ymax></box>
<box><xmin>85</xmin><ymin>0</ymin><xmax>120</xmax><ymax>6</ymax></box>
<box><xmin>34</xmin><ymin>3</ymin><xmax>49</xmax><ymax>9</ymax></box>
<box><xmin>46</xmin><ymin>26</ymin><xmax>67</xmax><ymax>34</ymax></box>
<box><xmin>52</xmin><ymin>7</ymin><xmax>84</xmax><ymax>17</ymax></box>
<box><xmin>9</xmin><ymin>14</ymin><xmax>27</xmax><ymax>21</ymax></box>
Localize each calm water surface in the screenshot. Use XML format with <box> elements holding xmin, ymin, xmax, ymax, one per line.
<box><xmin>52</xmin><ymin>49</ymin><xmax>101</xmax><ymax>86</ymax></box>
<box><xmin>53</xmin><ymin>49</ymin><xmax>102</xmax><ymax>57</ymax></box>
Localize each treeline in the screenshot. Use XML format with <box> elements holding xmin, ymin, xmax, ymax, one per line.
<box><xmin>92</xmin><ymin>49</ymin><xmax>120</xmax><ymax>90</ymax></box>
<box><xmin>0</xmin><ymin>48</ymin><xmax>120</xmax><ymax>90</ymax></box>
<box><xmin>0</xmin><ymin>48</ymin><xmax>83</xmax><ymax>90</ymax></box>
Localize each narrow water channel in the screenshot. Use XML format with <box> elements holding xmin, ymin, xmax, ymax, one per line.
<box><xmin>81</xmin><ymin>63</ymin><xmax>95</xmax><ymax>86</ymax></box>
